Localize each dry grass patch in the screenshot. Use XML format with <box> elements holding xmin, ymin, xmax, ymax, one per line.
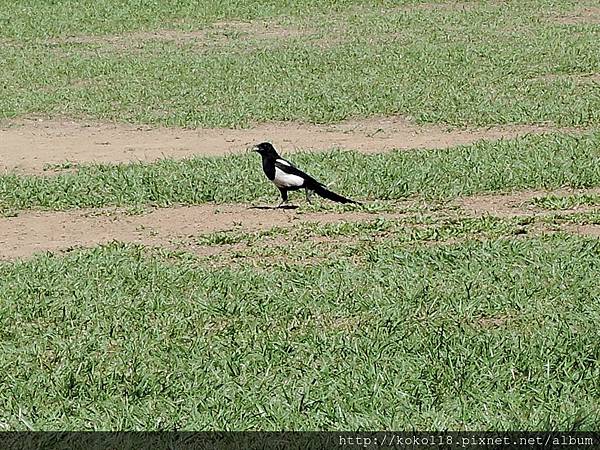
<box><xmin>475</xmin><ymin>315</ymin><xmax>514</xmax><ymax>329</ymax></box>
<box><xmin>550</xmin><ymin>6</ymin><xmax>600</xmax><ymax>25</ymax></box>
<box><xmin>45</xmin><ymin>21</ymin><xmax>311</xmax><ymax>52</ymax></box>
<box><xmin>532</xmin><ymin>73</ymin><xmax>600</xmax><ymax>84</ymax></box>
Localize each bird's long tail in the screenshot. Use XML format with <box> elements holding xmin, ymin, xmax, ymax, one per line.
<box><xmin>312</xmin><ymin>184</ymin><xmax>361</xmax><ymax>205</ymax></box>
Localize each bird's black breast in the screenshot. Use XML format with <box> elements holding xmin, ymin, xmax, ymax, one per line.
<box><xmin>262</xmin><ymin>158</ymin><xmax>276</xmax><ymax>180</ymax></box>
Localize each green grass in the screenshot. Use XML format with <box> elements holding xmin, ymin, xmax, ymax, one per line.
<box><xmin>1</xmin><ymin>0</ymin><xmax>599</xmax><ymax>127</ymax></box>
<box><xmin>2</xmin><ymin>0</ymin><xmax>600</xmax><ymax>433</ymax></box>
<box><xmin>532</xmin><ymin>193</ymin><xmax>600</xmax><ymax>210</ymax></box>
<box><xmin>540</xmin><ymin>211</ymin><xmax>600</xmax><ymax>227</ymax></box>
<box><xmin>1</xmin><ymin>231</ymin><xmax>599</xmax><ymax>430</ymax></box>
<box><xmin>195</xmin><ymin>215</ymin><xmax>523</xmax><ymax>249</ymax></box>
<box><xmin>0</xmin><ymin>0</ymin><xmax>414</xmax><ymax>39</ymax></box>
<box><xmin>1</xmin><ymin>131</ymin><xmax>600</xmax><ymax>212</ymax></box>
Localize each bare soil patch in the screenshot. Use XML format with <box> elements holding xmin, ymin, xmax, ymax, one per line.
<box><xmin>0</xmin><ymin>117</ymin><xmax>574</xmax><ymax>173</ymax></box>
<box><xmin>456</xmin><ymin>187</ymin><xmax>600</xmax><ymax>218</ymax></box>
<box><xmin>49</xmin><ymin>22</ymin><xmax>308</xmax><ymax>50</ymax></box>
<box><xmin>0</xmin><ymin>204</ymin><xmax>404</xmax><ymax>260</ymax></box>
<box><xmin>565</xmin><ymin>224</ymin><xmax>600</xmax><ymax>237</ymax></box>
<box><xmin>55</xmin><ymin>30</ymin><xmax>208</xmax><ymax>47</ymax></box>
<box><xmin>411</xmin><ymin>1</ymin><xmax>476</xmax><ymax>12</ymax></box>
<box><xmin>533</xmin><ymin>73</ymin><xmax>600</xmax><ymax>84</ymax></box>
<box><xmin>475</xmin><ymin>315</ymin><xmax>513</xmax><ymax>329</ymax></box>
<box><xmin>382</xmin><ymin>1</ymin><xmax>477</xmax><ymax>14</ymax></box>
<box><xmin>551</xmin><ymin>7</ymin><xmax>600</xmax><ymax>25</ymax></box>
<box><xmin>3</xmin><ymin>187</ymin><xmax>600</xmax><ymax>261</ymax></box>
<box><xmin>212</xmin><ymin>20</ymin><xmax>306</xmax><ymax>39</ymax></box>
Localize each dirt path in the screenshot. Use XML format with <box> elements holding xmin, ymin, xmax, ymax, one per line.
<box><xmin>0</xmin><ymin>204</ymin><xmax>408</xmax><ymax>260</ymax></box>
<box><xmin>456</xmin><ymin>187</ymin><xmax>600</xmax><ymax>217</ymax></box>
<box><xmin>551</xmin><ymin>6</ymin><xmax>600</xmax><ymax>24</ymax></box>
<box><xmin>2</xmin><ymin>188</ymin><xmax>599</xmax><ymax>260</ymax></box>
<box><xmin>0</xmin><ymin>117</ymin><xmax>575</xmax><ymax>173</ymax></box>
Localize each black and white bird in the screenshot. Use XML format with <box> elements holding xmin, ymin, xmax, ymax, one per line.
<box><xmin>253</xmin><ymin>142</ymin><xmax>361</xmax><ymax>207</ymax></box>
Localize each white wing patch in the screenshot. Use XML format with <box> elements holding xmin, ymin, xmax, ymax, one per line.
<box><xmin>273</xmin><ymin>167</ymin><xmax>304</xmax><ymax>188</ymax></box>
<box><xmin>275</xmin><ymin>158</ymin><xmax>291</xmax><ymax>166</ymax></box>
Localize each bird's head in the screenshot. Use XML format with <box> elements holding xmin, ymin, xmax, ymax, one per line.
<box><xmin>252</xmin><ymin>142</ymin><xmax>279</xmax><ymax>157</ymax></box>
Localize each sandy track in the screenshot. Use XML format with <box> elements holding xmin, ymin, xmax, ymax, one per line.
<box><xmin>565</xmin><ymin>224</ymin><xmax>600</xmax><ymax>237</ymax></box>
<box><xmin>456</xmin><ymin>187</ymin><xmax>600</xmax><ymax>217</ymax></box>
<box><xmin>0</xmin><ymin>204</ymin><xmax>405</xmax><ymax>260</ymax></box>
<box><xmin>2</xmin><ymin>188</ymin><xmax>600</xmax><ymax>260</ymax></box>
<box><xmin>0</xmin><ymin>117</ymin><xmax>574</xmax><ymax>173</ymax></box>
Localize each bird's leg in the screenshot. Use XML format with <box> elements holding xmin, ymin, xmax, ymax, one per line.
<box><xmin>277</xmin><ymin>188</ymin><xmax>288</xmax><ymax>208</ymax></box>
<box><xmin>305</xmin><ymin>188</ymin><xmax>313</xmax><ymax>204</ymax></box>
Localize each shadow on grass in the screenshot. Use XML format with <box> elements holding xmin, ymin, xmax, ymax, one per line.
<box><xmin>248</xmin><ymin>205</ymin><xmax>299</xmax><ymax>210</ymax></box>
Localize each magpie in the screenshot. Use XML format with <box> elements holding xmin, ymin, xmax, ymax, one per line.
<box><xmin>252</xmin><ymin>142</ymin><xmax>361</xmax><ymax>207</ymax></box>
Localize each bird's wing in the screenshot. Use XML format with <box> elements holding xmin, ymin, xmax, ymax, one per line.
<box><xmin>274</xmin><ymin>158</ymin><xmax>323</xmax><ymax>187</ymax></box>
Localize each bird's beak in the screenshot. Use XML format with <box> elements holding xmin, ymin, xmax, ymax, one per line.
<box><xmin>251</xmin><ymin>146</ymin><xmax>259</xmax><ymax>152</ymax></box>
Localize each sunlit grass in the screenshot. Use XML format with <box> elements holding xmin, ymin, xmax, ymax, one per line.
<box><xmin>1</xmin><ymin>0</ymin><xmax>599</xmax><ymax>127</ymax></box>
<box><xmin>532</xmin><ymin>193</ymin><xmax>600</xmax><ymax>210</ymax></box>
<box><xmin>1</xmin><ymin>232</ymin><xmax>598</xmax><ymax>430</ymax></box>
<box><xmin>1</xmin><ymin>131</ymin><xmax>599</xmax><ymax>212</ymax></box>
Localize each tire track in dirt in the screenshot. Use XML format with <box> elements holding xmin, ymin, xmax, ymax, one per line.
<box><xmin>0</xmin><ymin>117</ymin><xmax>578</xmax><ymax>174</ymax></box>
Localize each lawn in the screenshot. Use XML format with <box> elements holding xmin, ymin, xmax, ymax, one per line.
<box><xmin>1</xmin><ymin>229</ymin><xmax>599</xmax><ymax>429</ymax></box>
<box><xmin>1</xmin><ymin>0</ymin><xmax>599</xmax><ymax>432</ymax></box>
<box><xmin>1</xmin><ymin>0</ymin><xmax>599</xmax><ymax>127</ymax></box>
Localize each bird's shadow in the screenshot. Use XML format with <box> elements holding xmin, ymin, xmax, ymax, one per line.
<box><xmin>248</xmin><ymin>205</ymin><xmax>299</xmax><ymax>210</ymax></box>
